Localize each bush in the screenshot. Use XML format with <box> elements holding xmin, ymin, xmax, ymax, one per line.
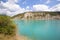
<box><xmin>0</xmin><ymin>15</ymin><xmax>16</xmax><ymax>36</ymax></box>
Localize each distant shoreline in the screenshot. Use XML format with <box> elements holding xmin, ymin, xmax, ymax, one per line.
<box><xmin>12</xmin><ymin>12</ymin><xmax>60</xmax><ymax>20</ymax></box>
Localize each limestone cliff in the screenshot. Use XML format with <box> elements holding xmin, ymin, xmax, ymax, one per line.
<box><xmin>12</xmin><ymin>12</ymin><xmax>60</xmax><ymax>20</ymax></box>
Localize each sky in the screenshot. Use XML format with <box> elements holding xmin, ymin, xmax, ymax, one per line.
<box><xmin>0</xmin><ymin>0</ymin><xmax>60</xmax><ymax>16</ymax></box>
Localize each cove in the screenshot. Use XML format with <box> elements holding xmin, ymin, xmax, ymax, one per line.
<box><xmin>15</xmin><ymin>20</ymin><xmax>60</xmax><ymax>40</ymax></box>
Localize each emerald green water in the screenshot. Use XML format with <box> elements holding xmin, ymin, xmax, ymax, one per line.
<box><xmin>15</xmin><ymin>20</ymin><xmax>60</xmax><ymax>40</ymax></box>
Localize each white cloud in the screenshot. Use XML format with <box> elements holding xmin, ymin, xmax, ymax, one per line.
<box><xmin>5</xmin><ymin>0</ymin><xmax>19</xmax><ymax>11</ymax></box>
<box><xmin>0</xmin><ymin>0</ymin><xmax>60</xmax><ymax>16</ymax></box>
<box><xmin>0</xmin><ymin>0</ymin><xmax>32</xmax><ymax>16</ymax></box>
<box><xmin>33</xmin><ymin>4</ymin><xmax>50</xmax><ymax>11</ymax></box>
<box><xmin>26</xmin><ymin>6</ymin><xmax>30</xmax><ymax>9</ymax></box>
<box><xmin>0</xmin><ymin>9</ymin><xmax>7</xmax><ymax>14</ymax></box>
<box><xmin>50</xmin><ymin>4</ymin><xmax>60</xmax><ymax>11</ymax></box>
<box><xmin>33</xmin><ymin>4</ymin><xmax>60</xmax><ymax>11</ymax></box>
<box><xmin>0</xmin><ymin>1</ymin><xmax>7</xmax><ymax>14</ymax></box>
<box><xmin>0</xmin><ymin>0</ymin><xmax>25</xmax><ymax>16</ymax></box>
<box><xmin>57</xmin><ymin>0</ymin><xmax>60</xmax><ymax>1</ymax></box>
<box><xmin>7</xmin><ymin>8</ymin><xmax>25</xmax><ymax>16</ymax></box>
<box><xmin>3</xmin><ymin>2</ymin><xmax>21</xmax><ymax>11</ymax></box>
<box><xmin>8</xmin><ymin>0</ymin><xmax>18</xmax><ymax>3</ymax></box>
<box><xmin>15</xmin><ymin>0</ymin><xmax>18</xmax><ymax>2</ymax></box>
<box><xmin>25</xmin><ymin>10</ymin><xmax>32</xmax><ymax>12</ymax></box>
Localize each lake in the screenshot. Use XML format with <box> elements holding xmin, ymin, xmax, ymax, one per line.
<box><xmin>15</xmin><ymin>20</ymin><xmax>60</xmax><ymax>40</ymax></box>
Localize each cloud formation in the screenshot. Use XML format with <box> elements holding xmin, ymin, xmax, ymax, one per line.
<box><xmin>0</xmin><ymin>0</ymin><xmax>60</xmax><ymax>16</ymax></box>
<box><xmin>33</xmin><ymin>4</ymin><xmax>50</xmax><ymax>11</ymax></box>
<box><xmin>57</xmin><ymin>0</ymin><xmax>60</xmax><ymax>1</ymax></box>
<box><xmin>8</xmin><ymin>0</ymin><xmax>18</xmax><ymax>3</ymax></box>
<box><xmin>50</xmin><ymin>4</ymin><xmax>60</xmax><ymax>11</ymax></box>
<box><xmin>33</xmin><ymin>4</ymin><xmax>60</xmax><ymax>11</ymax></box>
<box><xmin>0</xmin><ymin>0</ymin><xmax>25</xmax><ymax>16</ymax></box>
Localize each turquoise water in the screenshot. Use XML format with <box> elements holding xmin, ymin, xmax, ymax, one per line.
<box><xmin>15</xmin><ymin>20</ymin><xmax>60</xmax><ymax>40</ymax></box>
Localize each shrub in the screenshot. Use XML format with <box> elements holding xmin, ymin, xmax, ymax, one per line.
<box><xmin>0</xmin><ymin>15</ymin><xmax>16</xmax><ymax>36</ymax></box>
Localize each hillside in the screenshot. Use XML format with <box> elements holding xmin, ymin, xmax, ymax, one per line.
<box><xmin>12</xmin><ymin>12</ymin><xmax>60</xmax><ymax>20</ymax></box>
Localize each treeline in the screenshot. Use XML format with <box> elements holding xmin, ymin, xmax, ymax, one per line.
<box><xmin>47</xmin><ymin>12</ymin><xmax>60</xmax><ymax>16</ymax></box>
<box><xmin>0</xmin><ymin>15</ymin><xmax>16</xmax><ymax>36</ymax></box>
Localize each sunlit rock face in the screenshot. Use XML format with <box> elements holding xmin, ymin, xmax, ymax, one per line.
<box><xmin>24</xmin><ymin>12</ymin><xmax>52</xmax><ymax>20</ymax></box>
<box><xmin>12</xmin><ymin>12</ymin><xmax>60</xmax><ymax>20</ymax></box>
<box><xmin>24</xmin><ymin>12</ymin><xmax>34</xmax><ymax>19</ymax></box>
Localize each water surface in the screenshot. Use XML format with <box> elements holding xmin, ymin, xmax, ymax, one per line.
<box><xmin>15</xmin><ymin>20</ymin><xmax>60</xmax><ymax>40</ymax></box>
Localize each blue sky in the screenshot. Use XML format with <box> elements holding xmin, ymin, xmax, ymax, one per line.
<box><xmin>0</xmin><ymin>0</ymin><xmax>60</xmax><ymax>16</ymax></box>
<box><xmin>19</xmin><ymin>0</ymin><xmax>60</xmax><ymax>7</ymax></box>
<box><xmin>1</xmin><ymin>0</ymin><xmax>60</xmax><ymax>8</ymax></box>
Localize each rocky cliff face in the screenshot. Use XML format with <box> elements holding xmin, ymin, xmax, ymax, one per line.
<box><xmin>12</xmin><ymin>12</ymin><xmax>60</xmax><ymax>20</ymax></box>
